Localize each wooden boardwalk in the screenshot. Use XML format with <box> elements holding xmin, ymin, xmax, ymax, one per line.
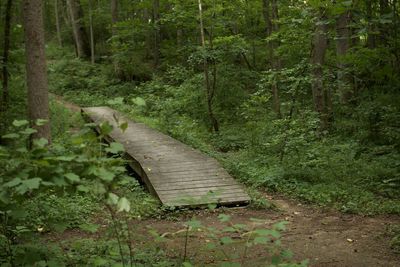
<box><xmin>82</xmin><ymin>107</ymin><xmax>250</xmax><ymax>207</ymax></box>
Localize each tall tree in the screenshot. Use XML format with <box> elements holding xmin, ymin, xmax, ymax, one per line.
<box><xmin>111</xmin><ymin>0</ymin><xmax>118</xmax><ymax>36</ymax></box>
<box><xmin>1</xmin><ymin>0</ymin><xmax>13</xmax><ymax>111</ymax></box>
<box><xmin>153</xmin><ymin>0</ymin><xmax>161</xmax><ymax>68</ymax></box>
<box><xmin>22</xmin><ymin>0</ymin><xmax>51</xmax><ymax>142</ymax></box>
<box><xmin>336</xmin><ymin>7</ymin><xmax>353</xmax><ymax>103</ymax></box>
<box><xmin>262</xmin><ymin>0</ymin><xmax>281</xmax><ymax>117</ymax></box>
<box><xmin>55</xmin><ymin>0</ymin><xmax>63</xmax><ymax>47</ymax></box>
<box><xmin>67</xmin><ymin>0</ymin><xmax>90</xmax><ymax>58</ymax></box>
<box><xmin>198</xmin><ymin>0</ymin><xmax>219</xmax><ymax>132</ymax></box>
<box><xmin>311</xmin><ymin>10</ymin><xmax>330</xmax><ymax>129</ymax></box>
<box><xmin>88</xmin><ymin>0</ymin><xmax>95</xmax><ymax>63</ymax></box>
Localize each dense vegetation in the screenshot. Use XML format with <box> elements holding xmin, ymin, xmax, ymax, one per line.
<box><xmin>0</xmin><ymin>0</ymin><xmax>399</xmax><ymax>266</ymax></box>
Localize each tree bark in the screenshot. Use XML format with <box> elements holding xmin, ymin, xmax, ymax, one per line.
<box><xmin>153</xmin><ymin>0</ymin><xmax>161</xmax><ymax>68</ymax></box>
<box><xmin>311</xmin><ymin>11</ymin><xmax>330</xmax><ymax>129</ymax></box>
<box><xmin>67</xmin><ymin>0</ymin><xmax>90</xmax><ymax>58</ymax></box>
<box><xmin>336</xmin><ymin>10</ymin><xmax>353</xmax><ymax>103</ymax></box>
<box><xmin>262</xmin><ymin>0</ymin><xmax>281</xmax><ymax>117</ymax></box>
<box><xmin>22</xmin><ymin>0</ymin><xmax>51</xmax><ymax>143</ymax></box>
<box><xmin>88</xmin><ymin>0</ymin><xmax>95</xmax><ymax>63</ymax></box>
<box><xmin>198</xmin><ymin>0</ymin><xmax>219</xmax><ymax>132</ymax></box>
<box><xmin>366</xmin><ymin>0</ymin><xmax>376</xmax><ymax>48</ymax></box>
<box><xmin>1</xmin><ymin>0</ymin><xmax>13</xmax><ymax>111</ymax></box>
<box><xmin>55</xmin><ymin>0</ymin><xmax>63</xmax><ymax>47</ymax></box>
<box><xmin>111</xmin><ymin>0</ymin><xmax>118</xmax><ymax>36</ymax></box>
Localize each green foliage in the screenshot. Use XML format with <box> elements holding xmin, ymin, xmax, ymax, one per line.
<box><xmin>388</xmin><ymin>224</ymin><xmax>400</xmax><ymax>253</ymax></box>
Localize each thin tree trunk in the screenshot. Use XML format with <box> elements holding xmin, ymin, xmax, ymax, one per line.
<box><xmin>22</xmin><ymin>0</ymin><xmax>51</xmax><ymax>143</ymax></box>
<box><xmin>153</xmin><ymin>0</ymin><xmax>160</xmax><ymax>68</ymax></box>
<box><xmin>88</xmin><ymin>0</ymin><xmax>95</xmax><ymax>64</ymax></box>
<box><xmin>67</xmin><ymin>0</ymin><xmax>90</xmax><ymax>58</ymax></box>
<box><xmin>1</xmin><ymin>0</ymin><xmax>13</xmax><ymax>111</ymax></box>
<box><xmin>111</xmin><ymin>0</ymin><xmax>118</xmax><ymax>36</ymax></box>
<box><xmin>55</xmin><ymin>0</ymin><xmax>63</xmax><ymax>47</ymax></box>
<box><xmin>336</xmin><ymin>10</ymin><xmax>352</xmax><ymax>103</ymax></box>
<box><xmin>311</xmin><ymin>11</ymin><xmax>329</xmax><ymax>129</ymax></box>
<box><xmin>198</xmin><ymin>0</ymin><xmax>219</xmax><ymax>132</ymax></box>
<box><xmin>366</xmin><ymin>0</ymin><xmax>376</xmax><ymax>48</ymax></box>
<box><xmin>262</xmin><ymin>0</ymin><xmax>281</xmax><ymax>117</ymax></box>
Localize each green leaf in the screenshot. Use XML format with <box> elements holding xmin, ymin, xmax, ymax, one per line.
<box><xmin>13</xmin><ymin>120</ymin><xmax>29</xmax><ymax>127</ymax></box>
<box><xmin>23</xmin><ymin>178</ymin><xmax>42</xmax><ymax>190</ymax></box>
<box><xmin>95</xmin><ymin>167</ymin><xmax>115</xmax><ymax>182</ymax></box>
<box><xmin>77</xmin><ymin>185</ymin><xmax>90</xmax><ymax>192</ymax></box>
<box><xmin>65</xmin><ymin>173</ymin><xmax>80</xmax><ymax>183</ymax></box>
<box><xmin>254</xmin><ymin>229</ymin><xmax>280</xmax><ymax>238</ymax></box>
<box><xmin>186</xmin><ymin>219</ymin><xmax>202</xmax><ymax>229</ymax></box>
<box><xmin>131</xmin><ymin>97</ymin><xmax>146</xmax><ymax>107</ymax></box>
<box><xmin>117</xmin><ymin>197</ymin><xmax>130</xmax><ymax>212</ymax></box>
<box><xmin>119</xmin><ymin>122</ymin><xmax>128</xmax><ymax>133</ymax></box>
<box><xmin>35</xmin><ymin>119</ymin><xmax>48</xmax><ymax>126</ymax></box>
<box><xmin>3</xmin><ymin>178</ymin><xmax>22</xmax><ymax>188</ymax></box>
<box><xmin>79</xmin><ymin>223</ymin><xmax>99</xmax><ymax>233</ymax></box>
<box><xmin>107</xmin><ymin>97</ymin><xmax>124</xmax><ymax>105</ymax></box>
<box><xmin>33</xmin><ymin>138</ymin><xmax>49</xmax><ymax>148</ymax></box>
<box><xmin>220</xmin><ymin>236</ymin><xmax>234</xmax><ymax>245</ymax></box>
<box><xmin>99</xmin><ymin>122</ymin><xmax>113</xmax><ymax>136</ymax></box>
<box><xmin>182</xmin><ymin>263</ymin><xmax>194</xmax><ymax>267</ymax></box>
<box><xmin>218</xmin><ymin>214</ymin><xmax>231</xmax><ymax>222</ymax></box>
<box><xmin>105</xmin><ymin>142</ymin><xmax>124</xmax><ymax>154</ymax></box>
<box><xmin>254</xmin><ymin>236</ymin><xmax>269</xmax><ymax>244</ymax></box>
<box><xmin>20</xmin><ymin>128</ymin><xmax>37</xmax><ymax>135</ymax></box>
<box><xmin>108</xmin><ymin>192</ymin><xmax>119</xmax><ymax>205</ymax></box>
<box><xmin>2</xmin><ymin>133</ymin><xmax>20</xmax><ymax>139</ymax></box>
<box><xmin>273</xmin><ymin>221</ymin><xmax>288</xmax><ymax>231</ymax></box>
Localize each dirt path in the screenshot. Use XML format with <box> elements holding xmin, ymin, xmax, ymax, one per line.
<box><xmin>133</xmin><ymin>194</ymin><xmax>399</xmax><ymax>267</ymax></box>
<box><xmin>52</xmin><ymin>96</ymin><xmax>400</xmax><ymax>266</ymax></box>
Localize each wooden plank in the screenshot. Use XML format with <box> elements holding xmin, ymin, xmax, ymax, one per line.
<box><xmin>82</xmin><ymin>106</ymin><xmax>250</xmax><ymax>207</ymax></box>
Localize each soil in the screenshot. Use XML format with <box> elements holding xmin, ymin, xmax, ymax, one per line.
<box><xmin>131</xmin><ymin>194</ymin><xmax>400</xmax><ymax>267</ymax></box>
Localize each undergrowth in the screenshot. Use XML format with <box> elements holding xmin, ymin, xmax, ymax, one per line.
<box><xmin>46</xmin><ymin>45</ymin><xmax>400</xmax><ymax>215</ymax></box>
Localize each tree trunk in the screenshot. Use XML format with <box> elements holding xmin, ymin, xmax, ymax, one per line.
<box><xmin>67</xmin><ymin>0</ymin><xmax>90</xmax><ymax>58</ymax></box>
<box><xmin>22</xmin><ymin>0</ymin><xmax>51</xmax><ymax>143</ymax></box>
<box><xmin>198</xmin><ymin>0</ymin><xmax>219</xmax><ymax>132</ymax></box>
<box><xmin>262</xmin><ymin>0</ymin><xmax>281</xmax><ymax>117</ymax></box>
<box><xmin>336</xmin><ymin>10</ymin><xmax>353</xmax><ymax>103</ymax></box>
<box><xmin>111</xmin><ymin>0</ymin><xmax>118</xmax><ymax>36</ymax></box>
<box><xmin>366</xmin><ymin>0</ymin><xmax>376</xmax><ymax>48</ymax></box>
<box><xmin>311</xmin><ymin>11</ymin><xmax>330</xmax><ymax>129</ymax></box>
<box><xmin>55</xmin><ymin>0</ymin><xmax>63</xmax><ymax>47</ymax></box>
<box><xmin>1</xmin><ymin>0</ymin><xmax>13</xmax><ymax>111</ymax></box>
<box><xmin>153</xmin><ymin>0</ymin><xmax>161</xmax><ymax>68</ymax></box>
<box><xmin>88</xmin><ymin>0</ymin><xmax>95</xmax><ymax>64</ymax></box>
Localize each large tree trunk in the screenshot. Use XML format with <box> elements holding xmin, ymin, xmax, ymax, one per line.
<box><xmin>311</xmin><ymin>11</ymin><xmax>330</xmax><ymax>129</ymax></box>
<box><xmin>55</xmin><ymin>0</ymin><xmax>63</xmax><ymax>47</ymax></box>
<box><xmin>153</xmin><ymin>0</ymin><xmax>161</xmax><ymax>68</ymax></box>
<box><xmin>22</xmin><ymin>0</ymin><xmax>51</xmax><ymax>143</ymax></box>
<box><xmin>1</xmin><ymin>0</ymin><xmax>13</xmax><ymax>111</ymax></box>
<box><xmin>336</xmin><ymin>10</ymin><xmax>353</xmax><ymax>103</ymax></box>
<box><xmin>67</xmin><ymin>0</ymin><xmax>90</xmax><ymax>58</ymax></box>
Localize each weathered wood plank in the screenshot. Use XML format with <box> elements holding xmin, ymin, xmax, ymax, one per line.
<box><xmin>82</xmin><ymin>106</ymin><xmax>250</xmax><ymax>207</ymax></box>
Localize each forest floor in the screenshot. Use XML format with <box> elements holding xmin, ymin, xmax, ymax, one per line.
<box><xmin>51</xmin><ymin>95</ymin><xmax>400</xmax><ymax>267</ymax></box>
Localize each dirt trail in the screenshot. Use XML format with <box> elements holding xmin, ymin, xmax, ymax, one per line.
<box><xmin>136</xmin><ymin>194</ymin><xmax>400</xmax><ymax>267</ymax></box>
<box><xmin>52</xmin><ymin>95</ymin><xmax>400</xmax><ymax>266</ymax></box>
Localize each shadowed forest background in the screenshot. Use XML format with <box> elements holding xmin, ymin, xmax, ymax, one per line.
<box><xmin>0</xmin><ymin>0</ymin><xmax>399</xmax><ymax>266</ymax></box>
